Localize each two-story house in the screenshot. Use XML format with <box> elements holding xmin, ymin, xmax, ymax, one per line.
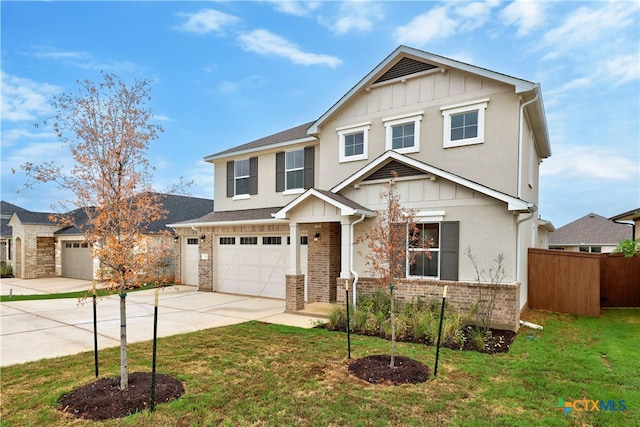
<box><xmin>170</xmin><ymin>46</ymin><xmax>551</xmax><ymax>330</ymax></box>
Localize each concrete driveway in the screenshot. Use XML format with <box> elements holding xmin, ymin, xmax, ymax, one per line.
<box><xmin>0</xmin><ymin>277</ymin><xmax>328</xmax><ymax>367</ymax></box>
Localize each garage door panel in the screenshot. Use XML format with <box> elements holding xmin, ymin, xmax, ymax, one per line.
<box><xmin>216</xmin><ymin>236</ymin><xmax>287</xmax><ymax>299</ymax></box>
<box><xmin>62</xmin><ymin>242</ymin><xmax>93</xmax><ymax>280</ymax></box>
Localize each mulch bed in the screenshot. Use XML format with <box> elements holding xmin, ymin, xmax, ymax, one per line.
<box><xmin>448</xmin><ymin>327</ymin><xmax>518</xmax><ymax>354</ymax></box>
<box><xmin>58</xmin><ymin>372</ymin><xmax>184</xmax><ymax>421</ymax></box>
<box><xmin>348</xmin><ymin>355</ymin><xmax>430</xmax><ymax>385</ymax></box>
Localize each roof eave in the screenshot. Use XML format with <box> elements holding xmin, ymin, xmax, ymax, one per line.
<box><xmin>204</xmin><ymin>137</ymin><xmax>318</xmax><ymax>162</ymax></box>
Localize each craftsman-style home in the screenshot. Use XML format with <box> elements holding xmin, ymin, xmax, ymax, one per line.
<box><xmin>170</xmin><ymin>46</ymin><xmax>552</xmax><ymax>330</ymax></box>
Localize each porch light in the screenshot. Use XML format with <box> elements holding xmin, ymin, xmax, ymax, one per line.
<box><xmin>314</xmin><ymin>232</ymin><xmax>320</xmax><ymax>242</ymax></box>
<box><xmin>173</xmin><ymin>235</ymin><xmax>180</xmax><ymax>241</ymax></box>
<box><xmin>200</xmin><ymin>234</ymin><xmax>206</xmax><ymax>242</ymax></box>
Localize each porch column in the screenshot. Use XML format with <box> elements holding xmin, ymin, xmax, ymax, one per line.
<box><xmin>289</xmin><ymin>222</ymin><xmax>301</xmax><ymax>275</ymax></box>
<box><xmin>340</xmin><ymin>219</ymin><xmax>352</xmax><ymax>279</ymax></box>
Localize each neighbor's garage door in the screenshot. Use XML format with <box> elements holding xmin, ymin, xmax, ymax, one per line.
<box><xmin>62</xmin><ymin>241</ymin><xmax>93</xmax><ymax>280</ymax></box>
<box><xmin>216</xmin><ymin>234</ymin><xmax>288</xmax><ymax>299</ymax></box>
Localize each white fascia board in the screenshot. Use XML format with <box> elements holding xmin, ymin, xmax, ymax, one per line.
<box><xmin>167</xmin><ymin>218</ymin><xmax>286</xmax><ymax>229</ymax></box>
<box><xmin>204</xmin><ymin>137</ymin><xmax>318</xmax><ymax>162</ymax></box>
<box><xmin>332</xmin><ymin>151</ymin><xmax>534</xmax><ymax>212</ymax></box>
<box><xmin>274</xmin><ymin>189</ymin><xmax>375</xmax><ymax>219</ymax></box>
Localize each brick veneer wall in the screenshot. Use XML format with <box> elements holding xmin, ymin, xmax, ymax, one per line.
<box><xmin>336</xmin><ymin>277</ymin><xmax>521</xmax><ymax>331</ymax></box>
<box><xmin>36</xmin><ymin>237</ymin><xmax>55</xmax><ymax>278</ymax></box>
<box><xmin>286</xmin><ymin>274</ymin><xmax>305</xmax><ymax>311</ymax></box>
<box><xmin>307</xmin><ymin>223</ymin><xmax>340</xmax><ymax>303</ymax></box>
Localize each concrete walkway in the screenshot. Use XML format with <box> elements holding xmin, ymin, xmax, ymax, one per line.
<box><xmin>0</xmin><ymin>277</ymin><xmax>329</xmax><ymax>367</ymax></box>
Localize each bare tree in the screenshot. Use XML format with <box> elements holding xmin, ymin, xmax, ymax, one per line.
<box><xmin>23</xmin><ymin>73</ymin><xmax>168</xmax><ymax>390</ymax></box>
<box><xmin>357</xmin><ymin>172</ymin><xmax>424</xmax><ymax>367</ymax></box>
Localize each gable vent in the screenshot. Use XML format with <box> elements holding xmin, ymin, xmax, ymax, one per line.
<box><xmin>374</xmin><ymin>57</ymin><xmax>437</xmax><ymax>84</ymax></box>
<box><xmin>364</xmin><ymin>160</ymin><xmax>426</xmax><ymax>181</ymax></box>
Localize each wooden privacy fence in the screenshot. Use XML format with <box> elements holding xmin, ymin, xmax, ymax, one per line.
<box><xmin>528</xmin><ymin>249</ymin><xmax>640</xmax><ymax>317</ymax></box>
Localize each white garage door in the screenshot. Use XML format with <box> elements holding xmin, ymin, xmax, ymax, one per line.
<box><xmin>216</xmin><ymin>234</ymin><xmax>297</xmax><ymax>299</ymax></box>
<box><xmin>182</xmin><ymin>237</ymin><xmax>199</xmax><ymax>286</ymax></box>
<box><xmin>62</xmin><ymin>241</ymin><xmax>93</xmax><ymax>280</ymax></box>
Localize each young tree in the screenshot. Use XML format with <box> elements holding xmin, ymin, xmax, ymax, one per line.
<box><xmin>23</xmin><ymin>73</ymin><xmax>167</xmax><ymax>390</ymax></box>
<box><xmin>357</xmin><ymin>172</ymin><xmax>424</xmax><ymax>367</ymax></box>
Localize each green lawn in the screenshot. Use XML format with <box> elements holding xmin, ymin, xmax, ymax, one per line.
<box><xmin>1</xmin><ymin>308</ymin><xmax>638</xmax><ymax>426</ymax></box>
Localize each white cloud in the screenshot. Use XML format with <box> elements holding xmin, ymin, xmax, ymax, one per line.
<box><xmin>265</xmin><ymin>0</ymin><xmax>321</xmax><ymax>17</ymax></box>
<box><xmin>541</xmin><ymin>145</ymin><xmax>638</xmax><ymax>180</ymax></box>
<box><xmin>174</xmin><ymin>9</ymin><xmax>241</xmax><ymax>35</ymax></box>
<box><xmin>541</xmin><ymin>2</ymin><xmax>639</xmax><ymax>60</ymax></box>
<box><xmin>393</xmin><ymin>6</ymin><xmax>457</xmax><ymax>45</ymax></box>
<box><xmin>599</xmin><ymin>53</ymin><xmax>640</xmax><ymax>86</ymax></box>
<box><xmin>500</xmin><ymin>0</ymin><xmax>546</xmax><ymax>36</ymax></box>
<box><xmin>394</xmin><ymin>1</ymin><xmax>499</xmax><ymax>46</ymax></box>
<box><xmin>321</xmin><ymin>1</ymin><xmax>385</xmax><ymax>35</ymax></box>
<box><xmin>237</xmin><ymin>29</ymin><xmax>342</xmax><ymax>67</ymax></box>
<box><xmin>1</xmin><ymin>72</ymin><xmax>60</xmax><ymax>122</ymax></box>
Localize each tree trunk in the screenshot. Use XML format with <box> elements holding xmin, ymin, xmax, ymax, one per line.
<box><xmin>390</xmin><ymin>285</ymin><xmax>395</xmax><ymax>368</ymax></box>
<box><xmin>119</xmin><ymin>292</ymin><xmax>128</xmax><ymax>390</ymax></box>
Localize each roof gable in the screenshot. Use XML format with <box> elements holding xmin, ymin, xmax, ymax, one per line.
<box><xmin>332</xmin><ymin>150</ymin><xmax>534</xmax><ymax>212</ymax></box>
<box><xmin>308</xmin><ymin>45</ymin><xmax>540</xmax><ymax>136</ymax></box>
<box><xmin>274</xmin><ymin>188</ymin><xmax>375</xmax><ymax>219</ymax></box>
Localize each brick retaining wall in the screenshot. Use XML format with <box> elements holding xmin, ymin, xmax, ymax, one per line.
<box><xmin>336</xmin><ymin>277</ymin><xmax>521</xmax><ymax>331</ymax></box>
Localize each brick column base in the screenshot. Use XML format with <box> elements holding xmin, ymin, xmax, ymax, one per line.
<box><xmin>286</xmin><ymin>274</ymin><xmax>305</xmax><ymax>311</ymax></box>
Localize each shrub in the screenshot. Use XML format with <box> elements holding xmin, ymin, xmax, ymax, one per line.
<box><xmin>0</xmin><ymin>262</ymin><xmax>12</xmax><ymax>278</ymax></box>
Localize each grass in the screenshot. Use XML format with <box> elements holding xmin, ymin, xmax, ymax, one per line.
<box><xmin>0</xmin><ymin>282</ymin><xmax>165</xmax><ymax>302</ymax></box>
<box><xmin>1</xmin><ymin>308</ymin><xmax>638</xmax><ymax>426</ymax></box>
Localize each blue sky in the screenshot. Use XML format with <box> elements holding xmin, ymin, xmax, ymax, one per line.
<box><xmin>1</xmin><ymin>0</ymin><xmax>638</xmax><ymax>228</ymax></box>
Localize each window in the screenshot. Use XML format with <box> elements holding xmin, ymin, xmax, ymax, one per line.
<box><xmin>384</xmin><ymin>112</ymin><xmax>422</xmax><ymax>154</ymax></box>
<box><xmin>262</xmin><ymin>236</ymin><xmax>282</xmax><ymax>245</ymax></box>
<box><xmin>285</xmin><ymin>150</ymin><xmax>304</xmax><ymax>190</ymax></box>
<box><xmin>240</xmin><ymin>237</ymin><xmax>257</xmax><ymax>245</ymax></box>
<box><xmin>187</xmin><ymin>238</ymin><xmax>199</xmax><ymax>245</ymax></box>
<box><xmin>276</xmin><ymin>147</ymin><xmax>314</xmax><ymax>193</ymax></box>
<box><xmin>226</xmin><ymin>158</ymin><xmax>258</xmax><ymax>198</ymax></box>
<box><xmin>441</xmin><ymin>99</ymin><xmax>488</xmax><ymax>148</ymax></box>
<box><xmin>235</xmin><ymin>159</ymin><xmax>250</xmax><ymax>195</ymax></box>
<box><xmin>579</xmin><ymin>246</ymin><xmax>601</xmax><ymax>253</ymax></box>
<box><xmin>338</xmin><ymin>123</ymin><xmax>369</xmax><ymax>162</ymax></box>
<box><xmin>409</xmin><ymin>223</ymin><xmax>440</xmax><ymax>278</ymax></box>
<box><xmin>219</xmin><ymin>237</ymin><xmax>235</xmax><ymax>245</ymax></box>
<box><xmin>287</xmin><ymin>236</ymin><xmax>308</xmax><ymax>245</ymax></box>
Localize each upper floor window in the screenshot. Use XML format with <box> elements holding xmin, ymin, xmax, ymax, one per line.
<box><xmin>235</xmin><ymin>159</ymin><xmax>250</xmax><ymax>195</ymax></box>
<box><xmin>276</xmin><ymin>146</ymin><xmax>314</xmax><ymax>194</ymax></box>
<box><xmin>441</xmin><ymin>99</ymin><xmax>488</xmax><ymax>148</ymax></box>
<box><xmin>337</xmin><ymin>123</ymin><xmax>370</xmax><ymax>163</ymax></box>
<box><xmin>226</xmin><ymin>157</ymin><xmax>258</xmax><ymax>199</ymax></box>
<box><xmin>384</xmin><ymin>112</ymin><xmax>422</xmax><ymax>154</ymax></box>
<box><xmin>285</xmin><ymin>149</ymin><xmax>304</xmax><ymax>190</ymax></box>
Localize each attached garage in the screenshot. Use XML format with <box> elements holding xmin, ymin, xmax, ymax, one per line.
<box><xmin>61</xmin><ymin>241</ymin><xmax>93</xmax><ymax>280</ymax></box>
<box><xmin>214</xmin><ymin>234</ymin><xmax>307</xmax><ymax>299</ymax></box>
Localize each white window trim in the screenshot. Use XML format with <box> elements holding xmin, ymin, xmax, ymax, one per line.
<box><xmin>283</xmin><ymin>188</ymin><xmax>305</xmax><ymax>196</ymax></box>
<box><xmin>285</xmin><ymin>149</ymin><xmax>304</xmax><ymax>191</ymax></box>
<box><xmin>441</xmin><ymin>99</ymin><xmax>489</xmax><ymax>148</ymax></box>
<box><xmin>337</xmin><ymin>122</ymin><xmax>370</xmax><ymax>163</ymax></box>
<box><xmin>234</xmin><ymin>158</ymin><xmax>250</xmax><ymax>196</ymax></box>
<box><xmin>407</xmin><ymin>222</ymin><xmax>440</xmax><ymax>279</ymax></box>
<box><xmin>383</xmin><ymin>111</ymin><xmax>423</xmax><ymax>154</ymax></box>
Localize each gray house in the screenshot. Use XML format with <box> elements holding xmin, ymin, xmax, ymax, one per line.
<box><xmin>6</xmin><ymin>193</ymin><xmax>213</xmax><ymax>280</ymax></box>
<box><xmin>549</xmin><ymin>213</ymin><xmax>633</xmax><ymax>253</ymax></box>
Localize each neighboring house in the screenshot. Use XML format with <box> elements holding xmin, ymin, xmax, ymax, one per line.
<box><xmin>549</xmin><ymin>213</ymin><xmax>632</xmax><ymax>253</ymax></box>
<box><xmin>5</xmin><ymin>193</ymin><xmax>213</xmax><ymax>280</ymax></box>
<box><xmin>609</xmin><ymin>208</ymin><xmax>640</xmax><ymax>240</ymax></box>
<box><xmin>170</xmin><ymin>46</ymin><xmax>552</xmax><ymax>330</ymax></box>
<box><xmin>1</xmin><ymin>201</ymin><xmax>30</xmax><ymax>265</ymax></box>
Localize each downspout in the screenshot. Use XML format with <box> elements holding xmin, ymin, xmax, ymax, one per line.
<box><xmin>191</xmin><ymin>225</ymin><xmax>199</xmax><ymax>291</ymax></box>
<box><xmin>350</xmin><ymin>214</ymin><xmax>366</xmax><ymax>307</ymax></box>
<box><xmin>518</xmin><ymin>93</ymin><xmax>539</xmax><ymax>199</ymax></box>
<box><xmin>515</xmin><ymin>207</ymin><xmax>536</xmax><ymax>283</ymax></box>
